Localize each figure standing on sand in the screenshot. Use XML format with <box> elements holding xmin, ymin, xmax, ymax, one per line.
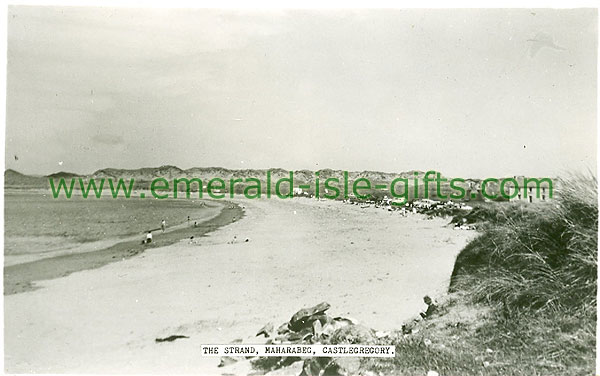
<box><xmin>161</xmin><ymin>219</ymin><xmax>166</xmax><ymax>232</ymax></box>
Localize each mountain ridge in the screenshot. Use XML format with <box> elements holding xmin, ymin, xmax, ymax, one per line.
<box><xmin>5</xmin><ymin>166</ymin><xmax>509</xmax><ymax>201</ymax></box>
<box><xmin>6</xmin><ymin>166</ymin><xmax>438</xmax><ymax>184</ymax></box>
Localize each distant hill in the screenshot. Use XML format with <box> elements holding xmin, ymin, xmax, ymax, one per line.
<box><xmin>87</xmin><ymin>166</ymin><xmax>433</xmax><ymax>183</ymax></box>
<box><xmin>4</xmin><ymin>169</ymin><xmax>48</xmax><ymax>187</ymax></box>
<box><xmin>5</xmin><ymin>166</ymin><xmax>505</xmax><ymax>201</ymax></box>
<box><xmin>92</xmin><ymin>165</ymin><xmax>185</xmax><ymax>180</ymax></box>
<box><xmin>47</xmin><ymin>171</ymin><xmax>82</xmax><ymax>179</ymax></box>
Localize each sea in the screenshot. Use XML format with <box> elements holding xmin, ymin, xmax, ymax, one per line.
<box><xmin>4</xmin><ymin>190</ymin><xmax>219</xmax><ymax>266</ymax></box>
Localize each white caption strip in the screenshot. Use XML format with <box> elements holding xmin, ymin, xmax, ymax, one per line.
<box><xmin>201</xmin><ymin>344</ymin><xmax>395</xmax><ymax>357</ymax></box>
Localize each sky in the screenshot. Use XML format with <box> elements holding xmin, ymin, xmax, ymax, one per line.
<box><xmin>5</xmin><ymin>7</ymin><xmax>597</xmax><ymax>178</ymax></box>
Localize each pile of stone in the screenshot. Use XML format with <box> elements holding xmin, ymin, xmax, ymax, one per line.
<box><xmin>342</xmin><ymin>196</ymin><xmax>474</xmax><ymax>221</ymax></box>
<box><xmin>220</xmin><ymin>302</ymin><xmax>380</xmax><ymax>376</ymax></box>
<box><xmin>258</xmin><ymin>302</ymin><xmax>365</xmax><ymax>345</ymax></box>
<box><xmin>408</xmin><ymin>199</ymin><xmax>473</xmax><ymax>219</ymax></box>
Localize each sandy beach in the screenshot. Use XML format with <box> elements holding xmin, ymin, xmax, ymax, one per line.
<box><xmin>4</xmin><ymin>198</ymin><xmax>473</xmax><ymax>374</ymax></box>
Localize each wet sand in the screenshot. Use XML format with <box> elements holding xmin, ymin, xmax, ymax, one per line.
<box><xmin>4</xmin><ymin>198</ymin><xmax>473</xmax><ymax>374</ymax></box>
<box><xmin>4</xmin><ymin>201</ymin><xmax>243</xmax><ymax>295</ymax></box>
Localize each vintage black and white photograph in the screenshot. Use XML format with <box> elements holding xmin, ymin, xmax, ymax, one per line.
<box><xmin>2</xmin><ymin>3</ymin><xmax>598</xmax><ymax>375</ymax></box>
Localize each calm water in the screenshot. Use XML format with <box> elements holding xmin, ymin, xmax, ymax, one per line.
<box><xmin>4</xmin><ymin>190</ymin><xmax>219</xmax><ymax>265</ymax></box>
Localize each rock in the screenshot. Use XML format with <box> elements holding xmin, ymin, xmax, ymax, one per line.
<box><xmin>300</xmin><ymin>358</ymin><xmax>330</xmax><ymax>376</ymax></box>
<box><xmin>299</xmin><ymin>358</ymin><xmax>352</xmax><ymax>376</ymax></box>
<box><xmin>289</xmin><ymin>302</ymin><xmax>331</xmax><ymax>332</ymax></box>
<box><xmin>426</xmin><ymin>371</ymin><xmax>439</xmax><ymax>376</ymax></box>
<box><xmin>331</xmin><ymin>357</ymin><xmax>361</xmax><ymax>375</ymax></box>
<box><xmin>333</xmin><ymin>317</ymin><xmax>357</xmax><ymax>325</ymax></box>
<box><xmin>277</xmin><ymin>322</ymin><xmax>290</xmax><ymax>335</ymax></box>
<box><xmin>322</xmin><ymin>361</ymin><xmax>347</xmax><ymax>376</ymax></box>
<box><xmin>218</xmin><ymin>356</ymin><xmax>238</xmax><ymax>367</ymax></box>
<box><xmin>312</xmin><ymin>319</ymin><xmax>323</xmax><ymax>337</ymax></box>
<box><xmin>287</xmin><ymin>327</ymin><xmax>314</xmax><ymax>342</ymax></box>
<box><xmin>322</xmin><ymin>317</ymin><xmax>353</xmax><ymax>339</ymax></box>
<box><xmin>154</xmin><ymin>335</ymin><xmax>189</xmax><ymax>343</ymax></box>
<box><xmin>329</xmin><ymin>324</ymin><xmax>375</xmax><ymax>345</ymax></box>
<box><xmin>256</xmin><ymin>322</ymin><xmax>274</xmax><ymax>338</ymax></box>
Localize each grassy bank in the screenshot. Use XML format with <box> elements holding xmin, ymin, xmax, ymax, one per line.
<box><xmin>364</xmin><ymin>176</ymin><xmax>597</xmax><ymax>375</ymax></box>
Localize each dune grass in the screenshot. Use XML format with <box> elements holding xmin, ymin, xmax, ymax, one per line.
<box><xmin>451</xmin><ymin>175</ymin><xmax>597</xmax><ymax>311</ymax></box>
<box><xmin>364</xmin><ymin>175</ymin><xmax>597</xmax><ymax>375</ymax></box>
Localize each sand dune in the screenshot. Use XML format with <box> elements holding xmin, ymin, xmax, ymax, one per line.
<box><xmin>4</xmin><ymin>198</ymin><xmax>473</xmax><ymax>374</ymax></box>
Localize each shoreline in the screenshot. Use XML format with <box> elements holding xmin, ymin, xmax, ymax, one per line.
<box><xmin>5</xmin><ymin>198</ymin><xmax>473</xmax><ymax>373</ymax></box>
<box><xmin>3</xmin><ymin>201</ymin><xmax>244</xmax><ymax>295</ymax></box>
<box><xmin>3</xmin><ymin>199</ymin><xmax>224</xmax><ymax>267</ymax></box>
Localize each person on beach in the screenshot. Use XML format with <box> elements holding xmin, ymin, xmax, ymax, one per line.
<box><xmin>145</xmin><ymin>231</ymin><xmax>153</xmax><ymax>244</ymax></box>
<box><xmin>161</xmin><ymin>219</ymin><xmax>166</xmax><ymax>232</ymax></box>
<box><xmin>420</xmin><ymin>295</ymin><xmax>438</xmax><ymax>319</ymax></box>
